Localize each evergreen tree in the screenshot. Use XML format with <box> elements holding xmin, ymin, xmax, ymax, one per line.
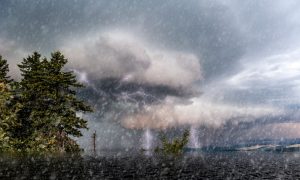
<box><xmin>46</xmin><ymin>52</ymin><xmax>92</xmax><ymax>137</ymax></box>
<box><xmin>17</xmin><ymin>51</ymin><xmax>92</xmax><ymax>152</ymax></box>
<box><xmin>0</xmin><ymin>82</ymin><xmax>12</xmax><ymax>152</ymax></box>
<box><xmin>15</xmin><ymin>52</ymin><xmax>44</xmax><ymax>141</ymax></box>
<box><xmin>0</xmin><ymin>56</ymin><xmax>11</xmax><ymax>121</ymax></box>
<box><xmin>0</xmin><ymin>56</ymin><xmax>19</xmax><ymax>152</ymax></box>
<box><xmin>0</xmin><ymin>55</ymin><xmax>12</xmax><ymax>84</ymax></box>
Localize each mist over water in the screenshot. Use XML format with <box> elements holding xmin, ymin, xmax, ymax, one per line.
<box><xmin>142</xmin><ymin>128</ymin><xmax>153</xmax><ymax>150</ymax></box>
<box><xmin>189</xmin><ymin>126</ymin><xmax>201</xmax><ymax>149</ymax></box>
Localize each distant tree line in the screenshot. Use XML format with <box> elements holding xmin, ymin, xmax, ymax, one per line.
<box><xmin>0</xmin><ymin>52</ymin><xmax>92</xmax><ymax>154</ymax></box>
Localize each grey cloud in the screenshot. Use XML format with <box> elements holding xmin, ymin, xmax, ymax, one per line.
<box><xmin>62</xmin><ymin>31</ymin><xmax>202</xmax><ymax>89</ymax></box>
<box><xmin>207</xmin><ymin>49</ymin><xmax>300</xmax><ymax>106</ymax></box>
<box><xmin>0</xmin><ymin>0</ymin><xmax>252</xmax><ymax>78</ymax></box>
<box><xmin>122</xmin><ymin>96</ymin><xmax>281</xmax><ymax>129</ymax></box>
<box><xmin>0</xmin><ymin>38</ymin><xmax>28</xmax><ymax>79</ymax></box>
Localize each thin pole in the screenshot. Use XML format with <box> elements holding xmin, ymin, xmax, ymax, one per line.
<box><xmin>92</xmin><ymin>131</ymin><xmax>96</xmax><ymax>155</ymax></box>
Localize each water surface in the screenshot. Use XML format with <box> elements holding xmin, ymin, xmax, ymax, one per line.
<box><xmin>1</xmin><ymin>151</ymin><xmax>300</xmax><ymax>179</ymax></box>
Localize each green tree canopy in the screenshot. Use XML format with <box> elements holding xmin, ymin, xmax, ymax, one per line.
<box><xmin>155</xmin><ymin>130</ymin><xmax>190</xmax><ymax>156</ymax></box>
<box><xmin>0</xmin><ymin>55</ymin><xmax>12</xmax><ymax>84</ymax></box>
<box><xmin>0</xmin><ymin>56</ymin><xmax>19</xmax><ymax>152</ymax></box>
<box><xmin>8</xmin><ymin>51</ymin><xmax>93</xmax><ymax>153</ymax></box>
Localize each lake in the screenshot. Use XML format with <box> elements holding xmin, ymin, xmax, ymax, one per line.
<box><xmin>1</xmin><ymin>151</ymin><xmax>300</xmax><ymax>179</ymax></box>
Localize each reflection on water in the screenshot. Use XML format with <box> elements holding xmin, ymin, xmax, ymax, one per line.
<box><xmin>1</xmin><ymin>151</ymin><xmax>300</xmax><ymax>179</ymax></box>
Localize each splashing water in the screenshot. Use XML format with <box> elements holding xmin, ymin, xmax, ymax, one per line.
<box><xmin>189</xmin><ymin>126</ymin><xmax>201</xmax><ymax>149</ymax></box>
<box><xmin>142</xmin><ymin>128</ymin><xmax>153</xmax><ymax>150</ymax></box>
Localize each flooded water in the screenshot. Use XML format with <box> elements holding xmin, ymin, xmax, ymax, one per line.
<box><xmin>1</xmin><ymin>151</ymin><xmax>300</xmax><ymax>179</ymax></box>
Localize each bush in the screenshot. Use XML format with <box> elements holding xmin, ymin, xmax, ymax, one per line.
<box><xmin>155</xmin><ymin>129</ymin><xmax>190</xmax><ymax>156</ymax></box>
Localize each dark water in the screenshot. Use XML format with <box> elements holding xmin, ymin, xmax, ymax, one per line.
<box><xmin>1</xmin><ymin>151</ymin><xmax>300</xmax><ymax>179</ymax></box>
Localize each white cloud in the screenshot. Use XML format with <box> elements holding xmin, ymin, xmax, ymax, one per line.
<box><xmin>61</xmin><ymin>30</ymin><xmax>202</xmax><ymax>88</ymax></box>
<box><xmin>122</xmin><ymin>96</ymin><xmax>280</xmax><ymax>129</ymax></box>
<box><xmin>196</xmin><ymin>49</ymin><xmax>300</xmax><ymax>107</ymax></box>
<box><xmin>242</xmin><ymin>123</ymin><xmax>300</xmax><ymax>140</ymax></box>
<box><xmin>227</xmin><ymin>50</ymin><xmax>300</xmax><ymax>89</ymax></box>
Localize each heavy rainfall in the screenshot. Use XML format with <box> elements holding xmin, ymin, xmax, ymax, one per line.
<box><xmin>1</xmin><ymin>0</ymin><xmax>300</xmax><ymax>179</ymax></box>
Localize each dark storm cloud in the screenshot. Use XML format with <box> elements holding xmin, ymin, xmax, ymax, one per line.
<box><xmin>2</xmin><ymin>0</ymin><xmax>299</xmax><ymax>79</ymax></box>
<box><xmin>1</xmin><ymin>0</ymin><xmax>247</xmax><ymax>77</ymax></box>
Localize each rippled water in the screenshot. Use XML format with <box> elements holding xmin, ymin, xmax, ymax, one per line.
<box><xmin>1</xmin><ymin>151</ymin><xmax>300</xmax><ymax>179</ymax></box>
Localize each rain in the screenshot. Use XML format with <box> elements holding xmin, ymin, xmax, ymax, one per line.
<box><xmin>1</xmin><ymin>0</ymin><xmax>300</xmax><ymax>179</ymax></box>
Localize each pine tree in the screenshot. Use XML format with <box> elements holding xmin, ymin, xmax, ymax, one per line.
<box><xmin>46</xmin><ymin>52</ymin><xmax>92</xmax><ymax>137</ymax></box>
<box><xmin>0</xmin><ymin>55</ymin><xmax>12</xmax><ymax>84</ymax></box>
<box><xmin>14</xmin><ymin>52</ymin><xmax>44</xmax><ymax>141</ymax></box>
<box><xmin>16</xmin><ymin>51</ymin><xmax>92</xmax><ymax>152</ymax></box>
<box><xmin>0</xmin><ymin>56</ymin><xmax>11</xmax><ymax>119</ymax></box>
<box><xmin>0</xmin><ymin>82</ymin><xmax>11</xmax><ymax>152</ymax></box>
<box><xmin>0</xmin><ymin>55</ymin><xmax>18</xmax><ymax>152</ymax></box>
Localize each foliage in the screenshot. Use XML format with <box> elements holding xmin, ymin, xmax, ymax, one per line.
<box><xmin>0</xmin><ymin>52</ymin><xmax>92</xmax><ymax>154</ymax></box>
<box><xmin>155</xmin><ymin>129</ymin><xmax>190</xmax><ymax>156</ymax></box>
<box><xmin>0</xmin><ymin>58</ymin><xmax>18</xmax><ymax>153</ymax></box>
<box><xmin>0</xmin><ymin>56</ymin><xmax>12</xmax><ymax>84</ymax></box>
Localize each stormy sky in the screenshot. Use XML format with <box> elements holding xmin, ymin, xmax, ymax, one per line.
<box><xmin>1</xmin><ymin>0</ymin><xmax>300</xmax><ymax>149</ymax></box>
